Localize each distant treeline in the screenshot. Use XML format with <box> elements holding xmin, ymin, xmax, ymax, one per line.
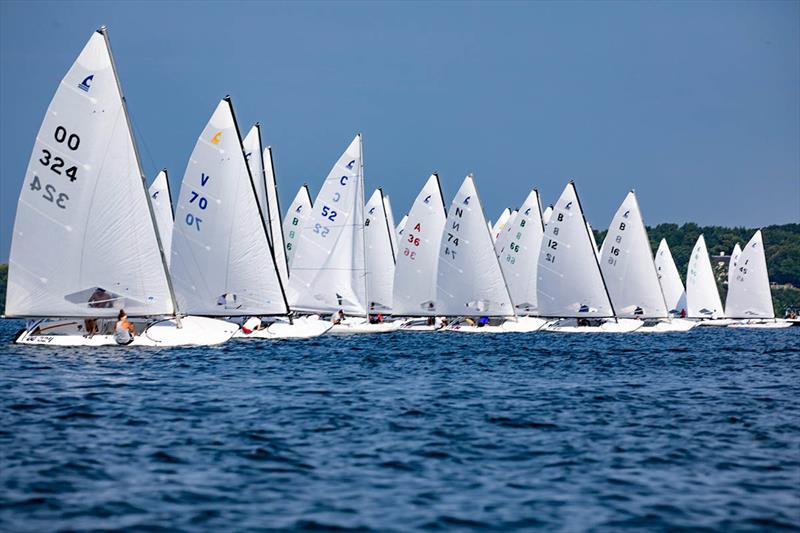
<box><xmin>1</xmin><ymin>223</ymin><xmax>798</xmax><ymax>316</ymax></box>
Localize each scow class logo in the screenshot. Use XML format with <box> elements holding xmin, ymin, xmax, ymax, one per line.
<box><xmin>424</xmin><ymin>195</ymin><xmax>431</xmax><ymax>204</ymax></box>
<box><xmin>346</xmin><ymin>159</ymin><xmax>356</xmax><ymax>170</ymax></box>
<box><xmin>463</xmin><ymin>196</ymin><xmax>471</xmax><ymax>205</ymax></box>
<box><xmin>245</xmin><ymin>151</ymin><xmax>252</xmax><ymax>161</ymax></box>
<box><xmin>78</xmin><ymin>74</ymin><xmax>94</xmax><ymax>92</ymax></box>
<box><xmin>565</xmin><ymin>201</ymin><xmax>573</xmax><ymax>210</ymax></box>
<box><xmin>211</xmin><ymin>132</ymin><xmax>222</xmax><ymax>145</ymax></box>
<box><xmin>623</xmin><ymin>210</ymin><xmax>630</xmax><ymax>218</ymax></box>
<box><xmin>151</xmin><ymin>191</ymin><xmax>160</xmax><ymax>199</ymax></box>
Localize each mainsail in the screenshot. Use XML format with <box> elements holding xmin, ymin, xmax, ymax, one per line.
<box><xmin>149</xmin><ymin>169</ymin><xmax>174</xmax><ymax>265</ymax></box>
<box><xmin>283</xmin><ymin>184</ymin><xmax>313</xmax><ymax>271</ymax></box>
<box><xmin>242</xmin><ymin>125</ymin><xmax>268</xmax><ymax>226</ymax></box>
<box><xmin>655</xmin><ymin>239</ymin><xmax>686</xmax><ymax>314</ymax></box>
<box><xmin>599</xmin><ymin>191</ymin><xmax>668</xmax><ymax>318</ymax></box>
<box><xmin>263</xmin><ymin>145</ymin><xmax>290</xmax><ymax>285</ymax></box>
<box><xmin>170</xmin><ymin>98</ymin><xmax>288</xmax><ymax>316</ymax></box>
<box><xmin>537</xmin><ymin>182</ymin><xmax>615</xmax><ymax>318</ymax></box>
<box><xmin>495</xmin><ymin>190</ymin><xmax>545</xmax><ymax>315</ymax></box>
<box><xmin>393</xmin><ymin>174</ymin><xmax>446</xmax><ymax>316</ymax></box>
<box><xmin>727</xmin><ymin>243</ymin><xmax>742</xmax><ymax>292</ymax></box>
<box><xmin>725</xmin><ymin>231</ymin><xmax>774</xmax><ymax>319</ymax></box>
<box><xmin>437</xmin><ymin>175</ymin><xmax>514</xmax><ymax>317</ymax></box>
<box><xmin>6</xmin><ymin>28</ymin><xmax>174</xmax><ymax>318</ymax></box>
<box><xmin>383</xmin><ymin>193</ymin><xmax>400</xmax><ymax>261</ymax></box>
<box><xmin>686</xmin><ymin>235</ymin><xmax>724</xmax><ymax>318</ymax></box>
<box><xmin>364</xmin><ymin>188</ymin><xmax>396</xmax><ymax>312</ymax></box>
<box><xmin>287</xmin><ymin>135</ymin><xmax>367</xmax><ymax>314</ymax></box>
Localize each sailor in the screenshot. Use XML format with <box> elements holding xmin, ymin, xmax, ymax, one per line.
<box><xmin>477</xmin><ymin>316</ymin><xmax>489</xmax><ymax>327</ymax></box>
<box><xmin>85</xmin><ymin>287</ymin><xmax>112</xmax><ymax>337</ymax></box>
<box><xmin>331</xmin><ymin>309</ymin><xmax>346</xmax><ymax>325</ymax></box>
<box><xmin>241</xmin><ymin>317</ymin><xmax>264</xmax><ymax>334</ymax></box>
<box><xmin>114</xmin><ymin>309</ymin><xmax>136</xmax><ymax>345</ymax></box>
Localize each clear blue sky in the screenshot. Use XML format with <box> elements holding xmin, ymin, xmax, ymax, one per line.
<box><xmin>1</xmin><ymin>1</ymin><xmax>798</xmax><ymax>261</ymax></box>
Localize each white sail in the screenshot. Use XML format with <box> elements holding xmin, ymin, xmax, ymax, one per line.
<box><xmin>725</xmin><ymin>231</ymin><xmax>774</xmax><ymax>319</ymax></box>
<box><xmin>283</xmin><ymin>184</ymin><xmax>312</xmax><ymax>271</ymax></box>
<box><xmin>542</xmin><ymin>206</ymin><xmax>553</xmax><ymax>224</ymax></box>
<box><xmin>149</xmin><ymin>169</ymin><xmax>174</xmax><ymax>266</ymax></box>
<box><xmin>494</xmin><ymin>210</ymin><xmax>519</xmax><ymax>244</ymax></box>
<box><xmin>6</xmin><ymin>29</ymin><xmax>174</xmax><ymax>318</ymax></box>
<box><xmin>495</xmin><ymin>190</ymin><xmax>545</xmax><ymax>315</ymax></box>
<box><xmin>437</xmin><ymin>175</ymin><xmax>514</xmax><ymax>316</ymax></box>
<box><xmin>383</xmin><ymin>193</ymin><xmax>399</xmax><ymax>260</ymax></box>
<box><xmin>396</xmin><ymin>214</ymin><xmax>408</xmax><ymax>240</ymax></box>
<box><xmin>655</xmin><ymin>239</ymin><xmax>686</xmax><ymax>314</ymax></box>
<box><xmin>537</xmin><ymin>182</ymin><xmax>615</xmax><ymax>318</ymax></box>
<box><xmin>287</xmin><ymin>135</ymin><xmax>366</xmax><ymax>314</ymax></box>
<box><xmin>242</xmin><ymin>125</ymin><xmax>268</xmax><ymax>225</ymax></box>
<box><xmin>491</xmin><ymin>207</ymin><xmax>512</xmax><ymax>242</ymax></box>
<box><xmin>686</xmin><ymin>235</ymin><xmax>725</xmax><ymax>318</ymax></box>
<box><xmin>727</xmin><ymin>243</ymin><xmax>742</xmax><ymax>291</ymax></box>
<box><xmin>364</xmin><ymin>189</ymin><xmax>396</xmax><ymax>312</ymax></box>
<box><xmin>393</xmin><ymin>174</ymin><xmax>447</xmax><ymax>316</ymax></box>
<box><xmin>263</xmin><ymin>146</ymin><xmax>290</xmax><ymax>285</ymax></box>
<box><xmin>170</xmin><ymin>98</ymin><xmax>288</xmax><ymax>316</ymax></box>
<box><xmin>600</xmin><ymin>191</ymin><xmax>668</xmax><ymax>318</ymax></box>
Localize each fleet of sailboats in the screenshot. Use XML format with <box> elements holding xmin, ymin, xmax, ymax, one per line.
<box><xmin>5</xmin><ymin>28</ymin><xmax>794</xmax><ymax>345</ymax></box>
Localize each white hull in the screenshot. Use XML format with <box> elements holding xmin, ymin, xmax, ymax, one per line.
<box><xmin>15</xmin><ymin>316</ymin><xmax>237</xmax><ymax>347</ymax></box>
<box><xmin>693</xmin><ymin>318</ymin><xmax>735</xmax><ymax>327</ymax></box>
<box><xmin>233</xmin><ymin>316</ymin><xmax>332</xmax><ymax>339</ymax></box>
<box><xmin>446</xmin><ymin>316</ymin><xmax>549</xmax><ymax>333</ymax></box>
<box><xmin>399</xmin><ymin>317</ymin><xmax>446</xmax><ymax>331</ymax></box>
<box><xmin>728</xmin><ymin>319</ymin><xmax>793</xmax><ymax>329</ymax></box>
<box><xmin>544</xmin><ymin>318</ymin><xmax>644</xmax><ymax>333</ymax></box>
<box><xmin>635</xmin><ymin>318</ymin><xmax>697</xmax><ymax>333</ymax></box>
<box><xmin>329</xmin><ymin>318</ymin><xmax>404</xmax><ymax>335</ymax></box>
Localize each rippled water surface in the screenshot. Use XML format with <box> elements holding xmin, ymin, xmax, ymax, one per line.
<box><xmin>1</xmin><ymin>320</ymin><xmax>798</xmax><ymax>532</ymax></box>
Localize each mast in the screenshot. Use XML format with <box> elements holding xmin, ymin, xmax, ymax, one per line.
<box><xmin>227</xmin><ymin>98</ymin><xmax>291</xmax><ymax>316</ymax></box>
<box><xmin>100</xmin><ymin>26</ymin><xmax>182</xmax><ymax>326</ymax></box>
<box><xmin>378</xmin><ymin>187</ymin><xmax>397</xmax><ymax>264</ymax></box>
<box><xmin>572</xmin><ymin>180</ymin><xmax>617</xmax><ymax>320</ymax></box>
<box><xmin>358</xmin><ymin>133</ymin><xmax>368</xmax><ymax>318</ymax></box>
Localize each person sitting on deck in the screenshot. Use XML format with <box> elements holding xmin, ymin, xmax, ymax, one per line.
<box><xmin>477</xmin><ymin>316</ymin><xmax>489</xmax><ymax>327</ymax></box>
<box><xmin>85</xmin><ymin>287</ymin><xmax>112</xmax><ymax>337</ymax></box>
<box><xmin>241</xmin><ymin>317</ymin><xmax>265</xmax><ymax>334</ymax></box>
<box><xmin>465</xmin><ymin>317</ymin><xmax>476</xmax><ymax>327</ymax></box>
<box><xmin>114</xmin><ymin>309</ymin><xmax>136</xmax><ymax>345</ymax></box>
<box><xmin>369</xmin><ymin>313</ymin><xmax>383</xmax><ymax>324</ymax></box>
<box><xmin>331</xmin><ymin>309</ymin><xmax>346</xmax><ymax>325</ymax></box>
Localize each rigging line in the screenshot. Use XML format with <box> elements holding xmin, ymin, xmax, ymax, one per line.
<box><xmin>128</xmin><ymin>108</ymin><xmax>158</xmax><ymax>177</ymax></box>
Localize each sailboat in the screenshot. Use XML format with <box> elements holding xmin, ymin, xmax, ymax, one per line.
<box><xmin>726</xmin><ymin>231</ymin><xmax>790</xmax><ymax>328</ymax></box>
<box><xmin>599</xmin><ymin>192</ymin><xmax>694</xmax><ymax>332</ymax></box>
<box><xmin>8</xmin><ymin>28</ymin><xmax>237</xmax><ymax>346</ymax></box>
<box><xmin>170</xmin><ymin>97</ymin><xmax>330</xmax><ymax>339</ymax></box>
<box><xmin>438</xmin><ymin>176</ymin><xmax>545</xmax><ymax>333</ymax></box>
<box><xmin>686</xmin><ymin>235</ymin><xmax>731</xmax><ymax>326</ymax></box>
<box><xmin>364</xmin><ymin>188</ymin><xmax>397</xmax><ymax>314</ymax></box>
<box><xmin>654</xmin><ymin>239</ymin><xmax>687</xmax><ymax>316</ymax></box>
<box><xmin>493</xmin><ymin>190</ymin><xmax>550</xmax><ymax>330</ymax></box>
<box><xmin>393</xmin><ymin>174</ymin><xmax>447</xmax><ymax>331</ymax></box>
<box><xmin>537</xmin><ymin>182</ymin><xmax>642</xmax><ymax>333</ymax></box>
<box><xmin>286</xmin><ymin>135</ymin><xmax>399</xmax><ymax>334</ymax></box>
<box><xmin>149</xmin><ymin>169</ymin><xmax>174</xmax><ymax>265</ymax></box>
<box><xmin>283</xmin><ymin>184</ymin><xmax>313</xmax><ymax>272</ymax></box>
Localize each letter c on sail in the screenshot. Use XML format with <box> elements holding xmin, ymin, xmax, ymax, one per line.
<box><xmin>346</xmin><ymin>159</ymin><xmax>356</xmax><ymax>170</ymax></box>
<box><xmin>340</xmin><ymin>175</ymin><xmax>349</xmax><ymax>186</ymax></box>
<box><xmin>463</xmin><ymin>196</ymin><xmax>471</xmax><ymax>205</ymax></box>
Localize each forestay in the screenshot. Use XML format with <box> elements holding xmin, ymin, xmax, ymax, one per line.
<box><xmin>537</xmin><ymin>182</ymin><xmax>615</xmax><ymax>318</ymax></box>
<box><xmin>437</xmin><ymin>175</ymin><xmax>514</xmax><ymax>317</ymax></box>
<box><xmin>686</xmin><ymin>235</ymin><xmax>724</xmax><ymax>318</ymax></box>
<box><xmin>495</xmin><ymin>190</ymin><xmax>545</xmax><ymax>315</ymax></box>
<box><xmin>6</xmin><ymin>29</ymin><xmax>174</xmax><ymax>318</ymax></box>
<box><xmin>263</xmin><ymin>146</ymin><xmax>289</xmax><ymax>285</ymax></box>
<box><xmin>393</xmin><ymin>174</ymin><xmax>446</xmax><ymax>316</ymax></box>
<box><xmin>600</xmin><ymin>191</ymin><xmax>668</xmax><ymax>318</ymax></box>
<box><xmin>655</xmin><ymin>239</ymin><xmax>686</xmax><ymax>314</ymax></box>
<box><xmin>283</xmin><ymin>185</ymin><xmax>312</xmax><ymax>271</ymax></box>
<box><xmin>364</xmin><ymin>188</ymin><xmax>396</xmax><ymax>312</ymax></box>
<box><xmin>287</xmin><ymin>135</ymin><xmax>367</xmax><ymax>314</ymax></box>
<box><xmin>149</xmin><ymin>169</ymin><xmax>174</xmax><ymax>266</ymax></box>
<box><xmin>725</xmin><ymin>231</ymin><xmax>774</xmax><ymax>319</ymax></box>
<box><xmin>170</xmin><ymin>98</ymin><xmax>288</xmax><ymax>316</ymax></box>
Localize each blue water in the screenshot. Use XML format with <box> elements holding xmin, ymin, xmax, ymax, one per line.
<box><xmin>1</xmin><ymin>320</ymin><xmax>798</xmax><ymax>532</ymax></box>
